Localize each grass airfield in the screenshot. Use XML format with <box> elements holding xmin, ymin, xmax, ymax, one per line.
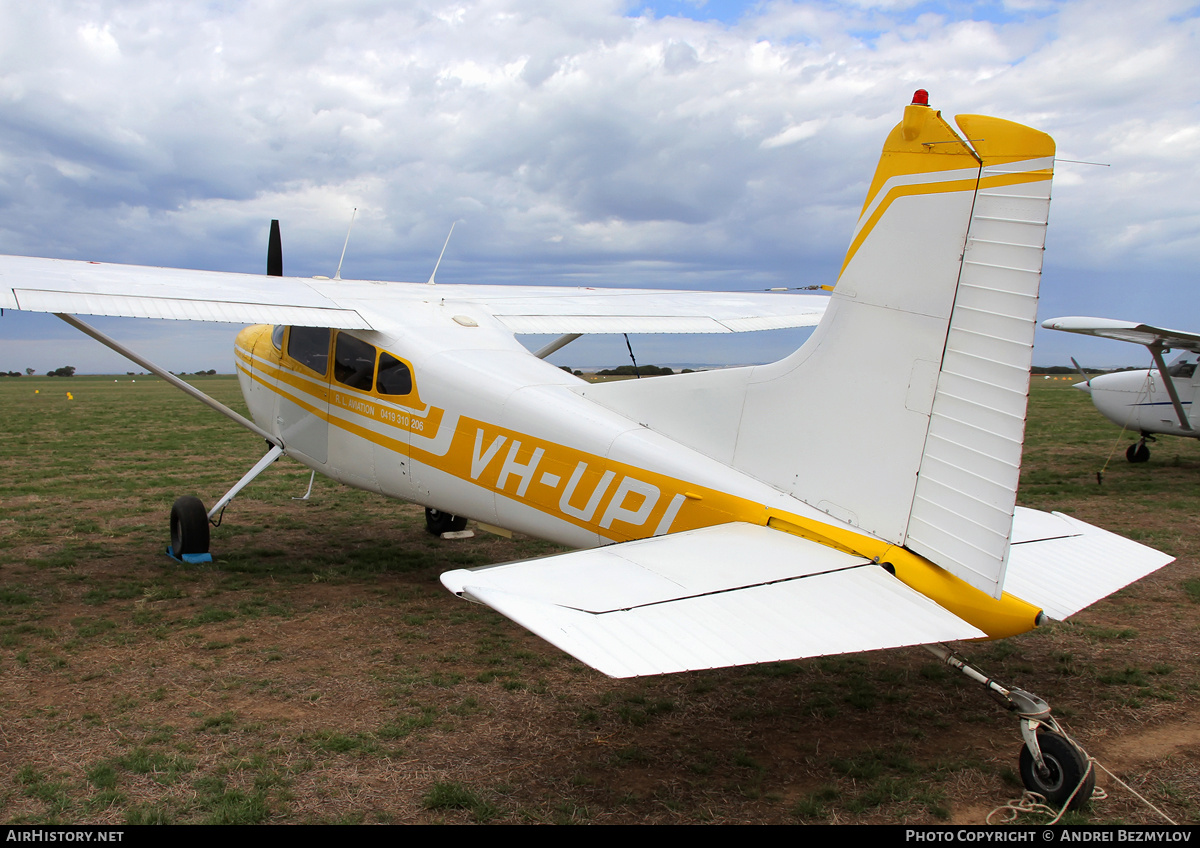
<box><xmin>0</xmin><ymin>375</ymin><xmax>1197</xmax><ymax>824</ymax></box>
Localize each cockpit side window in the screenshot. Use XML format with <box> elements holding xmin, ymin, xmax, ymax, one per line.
<box><xmin>377</xmin><ymin>352</ymin><xmax>413</xmax><ymax>395</ymax></box>
<box><xmin>333</xmin><ymin>332</ymin><xmax>377</xmax><ymax>391</ymax></box>
<box><xmin>271</xmin><ymin>325</ymin><xmax>285</xmax><ymax>351</ymax></box>
<box><xmin>287</xmin><ymin>326</ymin><xmax>331</xmax><ymax>376</ymax></box>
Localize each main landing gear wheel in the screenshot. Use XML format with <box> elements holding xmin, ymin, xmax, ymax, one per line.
<box><xmin>1019</xmin><ymin>729</ymin><xmax>1094</xmax><ymax>810</ymax></box>
<box><xmin>1126</xmin><ymin>441</ymin><xmax>1151</xmax><ymax>463</ymax></box>
<box><xmin>170</xmin><ymin>495</ymin><xmax>210</xmax><ymax>556</ymax></box>
<box><xmin>425</xmin><ymin>507</ymin><xmax>467</xmax><ymax>536</ymax></box>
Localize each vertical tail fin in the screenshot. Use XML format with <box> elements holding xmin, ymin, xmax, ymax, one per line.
<box><xmin>579</xmin><ymin>94</ymin><xmax>1054</xmax><ymax>599</ymax></box>
<box><xmin>732</xmin><ymin>95</ymin><xmax>1055</xmax><ymax>598</ymax></box>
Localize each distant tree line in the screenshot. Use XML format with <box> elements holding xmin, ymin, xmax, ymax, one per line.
<box><xmin>0</xmin><ymin>366</ymin><xmax>78</xmax><ymax>376</ymax></box>
<box><xmin>595</xmin><ymin>365</ymin><xmax>693</xmax><ymax>377</ymax></box>
<box><xmin>1</xmin><ymin>367</ymin><xmax>222</xmax><ymax>377</ymax></box>
<box><xmin>1032</xmin><ymin>365</ymin><xmax>1141</xmax><ymax>375</ymax></box>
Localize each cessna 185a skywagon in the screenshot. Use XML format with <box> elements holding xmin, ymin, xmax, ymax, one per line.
<box><xmin>0</xmin><ymin>92</ymin><xmax>1175</xmax><ymax>809</ymax></box>
<box><xmin>1043</xmin><ymin>316</ymin><xmax>1200</xmax><ymax>462</ymax></box>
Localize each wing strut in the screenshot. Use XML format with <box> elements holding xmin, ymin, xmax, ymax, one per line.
<box><xmin>1147</xmin><ymin>342</ymin><xmax>1193</xmax><ymax>431</ymax></box>
<box><xmin>533</xmin><ymin>333</ymin><xmax>582</xmax><ymax>359</ymax></box>
<box><xmin>56</xmin><ymin>313</ymin><xmax>282</xmax><ymax>446</ymax></box>
<box><xmin>208</xmin><ymin>444</ymin><xmax>285</xmax><ymax>520</ymax></box>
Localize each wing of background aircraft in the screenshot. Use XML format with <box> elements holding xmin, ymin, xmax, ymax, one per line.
<box><xmin>0</xmin><ymin>254</ymin><xmax>828</xmax><ymax>335</ymax></box>
<box><xmin>1042</xmin><ymin>315</ymin><xmax>1200</xmax><ymax>456</ymax></box>
<box><xmin>1041</xmin><ymin>316</ymin><xmax>1200</xmax><ymax>353</ymax></box>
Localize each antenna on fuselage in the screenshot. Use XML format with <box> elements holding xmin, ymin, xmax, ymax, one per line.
<box><xmin>334</xmin><ymin>207</ymin><xmax>357</xmax><ymax>281</ymax></box>
<box><xmin>427</xmin><ymin>221</ymin><xmax>457</xmax><ymax>285</ymax></box>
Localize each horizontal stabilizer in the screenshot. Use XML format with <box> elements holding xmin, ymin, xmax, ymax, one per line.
<box><xmin>441</xmin><ymin>523</ymin><xmax>985</xmax><ymax>678</ymax></box>
<box><xmin>1005</xmin><ymin>508</ymin><xmax>1175</xmax><ymax>620</ymax></box>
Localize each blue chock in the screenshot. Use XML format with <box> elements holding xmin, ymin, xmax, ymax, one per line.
<box><xmin>166</xmin><ymin>546</ymin><xmax>213</xmax><ymax>564</ymax></box>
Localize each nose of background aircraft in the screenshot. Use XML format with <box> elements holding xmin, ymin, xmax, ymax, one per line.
<box><xmin>1072</xmin><ymin>381</ymin><xmax>1092</xmax><ymax>395</ymax></box>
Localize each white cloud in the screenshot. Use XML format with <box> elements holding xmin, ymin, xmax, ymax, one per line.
<box><xmin>761</xmin><ymin>118</ymin><xmax>826</xmax><ymax>148</ymax></box>
<box><xmin>0</xmin><ymin>0</ymin><xmax>1196</xmax><ymax>371</ymax></box>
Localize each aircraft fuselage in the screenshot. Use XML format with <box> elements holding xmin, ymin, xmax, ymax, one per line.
<box><xmin>232</xmin><ymin>315</ymin><xmax>1046</xmax><ymax>641</ymax></box>
<box><xmin>234</xmin><ymin>317</ymin><xmax>831</xmax><ymax>551</ymax></box>
<box><xmin>1078</xmin><ymin>355</ymin><xmax>1200</xmax><ymax>438</ymax></box>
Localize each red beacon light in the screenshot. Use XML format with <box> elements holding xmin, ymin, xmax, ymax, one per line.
<box><xmin>911</xmin><ymin>89</ymin><xmax>929</xmax><ymax>106</ymax></box>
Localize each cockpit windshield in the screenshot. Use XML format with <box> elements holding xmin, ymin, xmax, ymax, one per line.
<box><xmin>287</xmin><ymin>327</ymin><xmax>331</xmax><ymax>376</ymax></box>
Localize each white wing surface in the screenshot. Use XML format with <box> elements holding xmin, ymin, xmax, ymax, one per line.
<box><xmin>1041</xmin><ymin>316</ymin><xmax>1200</xmax><ymax>353</ymax></box>
<box><xmin>441</xmin><ymin>512</ymin><xmax>1174</xmax><ymax>678</ymax></box>
<box><xmin>1004</xmin><ymin>508</ymin><xmax>1175</xmax><ymax>621</ymax></box>
<box><xmin>441</xmin><ymin>523</ymin><xmax>985</xmax><ymax>678</ymax></box>
<box><xmin>0</xmin><ymin>254</ymin><xmax>827</xmax><ymax>335</ymax></box>
<box><xmin>474</xmin><ymin>290</ymin><xmax>825</xmax><ymax>334</ymax></box>
<box><xmin>0</xmin><ymin>255</ymin><xmax>374</xmax><ymax>329</ymax></box>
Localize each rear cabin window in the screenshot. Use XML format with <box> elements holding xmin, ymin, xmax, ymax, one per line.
<box><xmin>376</xmin><ymin>352</ymin><xmax>413</xmax><ymax>395</ymax></box>
<box><xmin>333</xmin><ymin>333</ymin><xmax>377</xmax><ymax>391</ymax></box>
<box><xmin>287</xmin><ymin>327</ymin><xmax>331</xmax><ymax>376</ymax></box>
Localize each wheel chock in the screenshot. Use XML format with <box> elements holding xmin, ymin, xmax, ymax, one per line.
<box><xmin>165</xmin><ymin>545</ymin><xmax>213</xmax><ymax>564</ymax></box>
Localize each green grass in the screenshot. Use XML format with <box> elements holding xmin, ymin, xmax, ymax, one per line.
<box><xmin>0</xmin><ymin>377</ymin><xmax>1197</xmax><ymax>824</ymax></box>
<box><xmin>423</xmin><ymin>781</ymin><xmax>500</xmax><ymax>822</ymax></box>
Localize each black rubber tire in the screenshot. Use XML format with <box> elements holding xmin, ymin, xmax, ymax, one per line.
<box><xmin>1018</xmin><ymin>730</ymin><xmax>1094</xmax><ymax>810</ymax></box>
<box><xmin>170</xmin><ymin>496</ymin><xmax>210</xmax><ymax>556</ymax></box>
<box><xmin>425</xmin><ymin>507</ymin><xmax>468</xmax><ymax>536</ymax></box>
<box><xmin>1126</xmin><ymin>442</ymin><xmax>1151</xmax><ymax>463</ymax></box>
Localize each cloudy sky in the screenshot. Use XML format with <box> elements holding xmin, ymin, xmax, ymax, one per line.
<box><xmin>0</xmin><ymin>0</ymin><xmax>1196</xmax><ymax>373</ymax></box>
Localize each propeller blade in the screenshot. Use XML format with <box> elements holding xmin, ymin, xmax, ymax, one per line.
<box><xmin>1070</xmin><ymin>356</ymin><xmax>1091</xmax><ymax>387</ymax></box>
<box><xmin>267</xmin><ymin>220</ymin><xmax>283</xmax><ymax>277</ymax></box>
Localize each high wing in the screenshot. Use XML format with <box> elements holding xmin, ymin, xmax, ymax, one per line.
<box><xmin>1041</xmin><ymin>316</ymin><xmax>1200</xmax><ymax>353</ymax></box>
<box><xmin>0</xmin><ymin>255</ymin><xmax>374</xmax><ymax>329</ymax></box>
<box><xmin>0</xmin><ymin>254</ymin><xmax>828</xmax><ymax>335</ymax></box>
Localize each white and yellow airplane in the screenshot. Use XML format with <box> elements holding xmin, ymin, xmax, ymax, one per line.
<box><xmin>0</xmin><ymin>92</ymin><xmax>1175</xmax><ymax>809</ymax></box>
<box><xmin>1042</xmin><ymin>317</ymin><xmax>1200</xmax><ymax>462</ymax></box>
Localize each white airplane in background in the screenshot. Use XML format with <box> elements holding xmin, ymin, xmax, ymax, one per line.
<box><xmin>0</xmin><ymin>92</ymin><xmax>1176</xmax><ymax>810</ymax></box>
<box><xmin>1042</xmin><ymin>317</ymin><xmax>1200</xmax><ymax>462</ymax></box>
